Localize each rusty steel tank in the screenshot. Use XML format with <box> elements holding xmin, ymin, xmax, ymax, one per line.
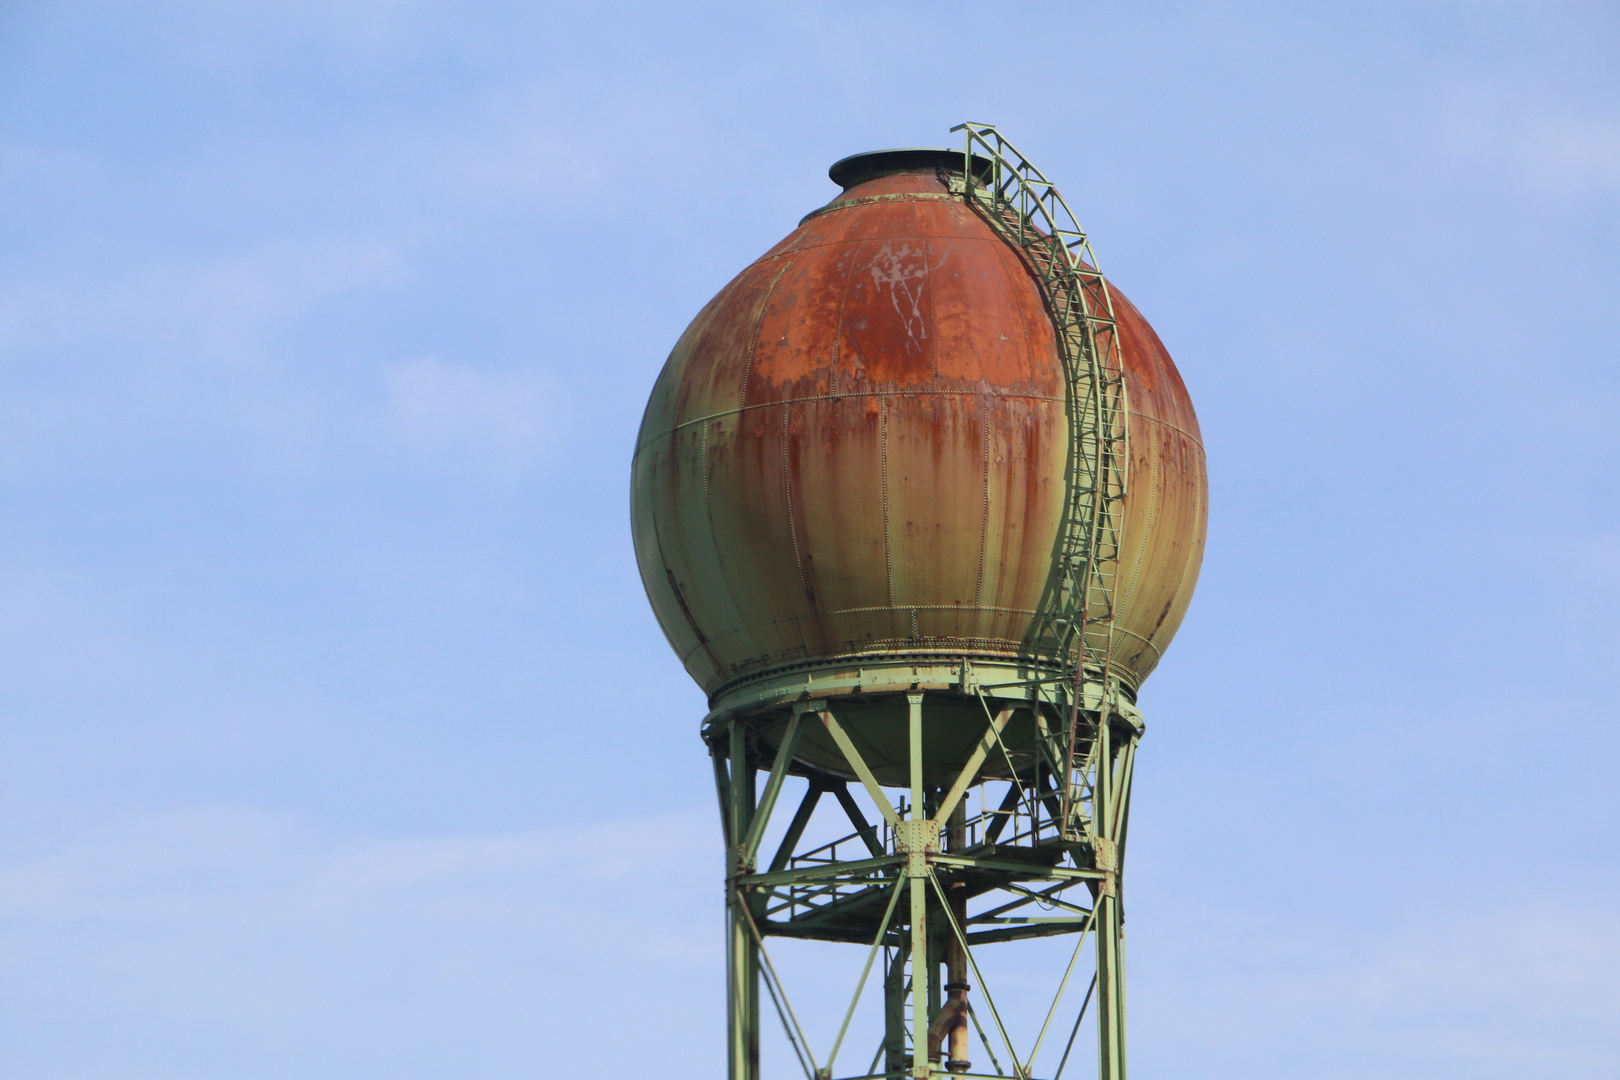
<box><xmin>632</xmin><ymin>148</ymin><xmax>1206</xmax><ymax>765</ymax></box>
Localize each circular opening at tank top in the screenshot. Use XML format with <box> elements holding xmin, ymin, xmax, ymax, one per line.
<box><xmin>827</xmin><ymin>147</ymin><xmax>995</xmax><ymax>190</ymax></box>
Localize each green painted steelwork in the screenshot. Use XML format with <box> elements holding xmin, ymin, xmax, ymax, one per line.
<box><xmin>709</xmin><ymin>681</ymin><xmax>1138</xmax><ymax>1080</ymax></box>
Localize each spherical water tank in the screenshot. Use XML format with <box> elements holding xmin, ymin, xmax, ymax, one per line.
<box><xmin>633</xmin><ymin>149</ymin><xmax>1206</xmax><ymax>724</ymax></box>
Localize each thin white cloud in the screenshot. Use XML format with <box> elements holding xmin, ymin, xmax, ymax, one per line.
<box><xmin>458</xmin><ymin>128</ymin><xmax>607</xmax><ymax>195</ymax></box>
<box><xmin>0</xmin><ymin>804</ymin><xmax>711</xmax><ymax>933</ymax></box>
<box><xmin>0</xmin><ymin>239</ymin><xmax>400</xmax><ymax>363</ymax></box>
<box><xmin>1441</xmin><ymin>84</ymin><xmax>1620</xmax><ymax>195</ymax></box>
<box><xmin>1136</xmin><ymin>896</ymin><xmax>1620</xmax><ymax>1076</ymax></box>
<box><xmin>0</xmin><ymin>806</ymin><xmax>719</xmax><ymax>1056</ymax></box>
<box><xmin>387</xmin><ymin>357</ymin><xmax>552</xmax><ymax>459</ymax></box>
<box><xmin>1521</xmin><ymin>117</ymin><xmax>1620</xmax><ymax>191</ymax></box>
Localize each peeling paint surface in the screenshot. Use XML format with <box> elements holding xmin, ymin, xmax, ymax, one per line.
<box><xmin>632</xmin><ymin>165</ymin><xmax>1208</xmax><ymax>698</ymax></box>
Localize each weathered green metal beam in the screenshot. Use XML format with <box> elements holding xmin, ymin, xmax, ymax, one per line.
<box><xmin>738</xmin><ymin>855</ymin><xmax>902</xmax><ymax>889</ymax></box>
<box><xmin>993</xmin><ymin>882</ymin><xmax>1097</xmax><ymax>918</ymax></box>
<box><xmin>934</xmin><ymin>707</ymin><xmax>1013</xmax><ymax>829</ymax></box>
<box><xmin>768</xmin><ymin>784</ymin><xmax>823</xmax><ymax>874</ymax></box>
<box><xmin>967</xmin><ymin>923</ymin><xmax>1093</xmax><ymax>945</ymax></box>
<box><xmin>831</xmin><ymin>783</ymin><xmax>888</xmax><ymax>859</ymax></box>
<box><xmin>742</xmin><ymin>708</ymin><xmax>807</xmax><ymax>864</ymax></box>
<box><xmin>930</xmin><ymin>854</ymin><xmax>1103</xmax><ymax>880</ymax></box>
<box><xmin>819</xmin><ymin>708</ymin><xmax>899</xmax><ymax>827</ymax></box>
<box><xmin>972</xmin><ymin>881</ymin><xmax>1088</xmax><ymax>922</ymax></box>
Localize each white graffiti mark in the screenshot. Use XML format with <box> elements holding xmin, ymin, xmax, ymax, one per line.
<box><xmin>868</xmin><ymin>242</ymin><xmax>928</xmax><ymax>346</ymax></box>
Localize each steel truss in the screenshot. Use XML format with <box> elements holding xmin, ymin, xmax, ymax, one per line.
<box><xmin>708</xmin><ymin>675</ymin><xmax>1139</xmax><ymax>1080</ymax></box>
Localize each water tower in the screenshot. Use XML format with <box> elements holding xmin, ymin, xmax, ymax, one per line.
<box><xmin>632</xmin><ymin>124</ymin><xmax>1206</xmax><ymax>1080</ymax></box>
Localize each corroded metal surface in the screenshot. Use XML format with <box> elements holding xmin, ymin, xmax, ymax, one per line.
<box><xmin>633</xmin><ymin>159</ymin><xmax>1206</xmax><ymax>703</ymax></box>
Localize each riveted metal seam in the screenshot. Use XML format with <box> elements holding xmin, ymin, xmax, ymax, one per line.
<box><xmin>641</xmin><ymin>451</ymin><xmax>722</xmax><ymax>676</ymax></box>
<box><xmin>993</xmin><ymin>237</ymin><xmax>1047</xmax><ymax>625</ymax></box>
<box><xmin>1113</xmin><ymin>421</ymin><xmax>1159</xmax><ymax>629</ymax></box>
<box><xmin>667</xmin><ymin>391</ymin><xmax>1200</xmax><ymax>459</ymax></box>
<box><xmin>771</xmin><ymin>232</ymin><xmax>1007</xmax><ymax>263</ymax></box>
<box><xmin>672</xmin><ymin>269</ymin><xmax>750</xmax><ymax>429</ymax></box>
<box><xmin>829</xmin><ymin>241</ymin><xmax>859</xmax><ymax>397</ymax></box>
<box><xmin>632</xmin><ymin>389</ymin><xmax>1069</xmax><ymax>457</ymax></box>
<box><xmin>925</xmin><ymin>235</ymin><xmax>939</xmax><ymax>392</ymax></box>
<box><xmin>678</xmin><ymin>608</ymin><xmax>1048</xmax><ymax>664</ymax></box>
<box><xmin>739</xmin><ymin>260</ymin><xmax>795</xmax><ymax>409</ymax></box>
<box><xmin>798</xmin><ymin>191</ymin><xmax>962</xmax><ymax>226</ymax></box>
<box><xmin>1130</xmin><ymin>411</ymin><xmax>1202</xmax><ymax>448</ymax></box>
<box><xmin>1148</xmin><ymin>443</ymin><xmax>1208</xmax><ymax>657</ymax></box>
<box><xmin>681</xmin><ymin>613</ymin><xmax>1054</xmax><ymax>668</ymax></box>
<box><xmin>634</xmin><ymin>255</ymin><xmax>732</xmax><ymax>676</ymax></box>
<box><xmin>703</xmin><ymin>257</ymin><xmax>793</xmax><ymax>674</ymax></box>
<box><xmin>697</xmin><ymin>414</ymin><xmax>747</xmax><ymax>654</ymax></box>
<box><xmin>973</xmin><ymin>392</ymin><xmax>990</xmax><ymax>611</ymax></box>
<box><xmin>681</xmin><ymin>616</ymin><xmax>1167</xmax><ymax>676</ymax></box>
<box><xmin>881</xmin><ymin>396</ymin><xmax>894</xmax><ymax>611</ymax></box>
<box><xmin>700</xmin><ymin>420</ymin><xmax>710</xmax><ymax>504</ymax></box>
<box><xmin>781</xmin><ymin>402</ymin><xmax>812</xmax><ymax>650</ymax></box>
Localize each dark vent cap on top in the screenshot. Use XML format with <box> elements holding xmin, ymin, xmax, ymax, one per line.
<box><xmin>828</xmin><ymin>147</ymin><xmax>994</xmax><ymax>190</ymax></box>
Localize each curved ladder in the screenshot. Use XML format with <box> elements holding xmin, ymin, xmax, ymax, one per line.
<box><xmin>947</xmin><ymin>122</ymin><xmax>1131</xmax><ymax>838</ymax></box>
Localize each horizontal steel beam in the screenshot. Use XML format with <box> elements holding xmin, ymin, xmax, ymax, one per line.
<box><xmin>968</xmin><ymin>921</ymin><xmax>1095</xmax><ymax>945</ymax></box>
<box><xmin>931</xmin><ymin>854</ymin><xmax>1104</xmax><ymax>880</ymax></box>
<box><xmin>737</xmin><ymin>855</ymin><xmax>901</xmax><ymax>889</ymax></box>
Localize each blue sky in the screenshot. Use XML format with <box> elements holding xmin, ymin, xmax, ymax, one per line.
<box><xmin>0</xmin><ymin>2</ymin><xmax>1616</xmax><ymax>1077</ymax></box>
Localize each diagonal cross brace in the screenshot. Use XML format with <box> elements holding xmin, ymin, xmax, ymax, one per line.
<box><xmin>818</xmin><ymin>707</ymin><xmax>900</xmax><ymax>827</ymax></box>
<box><xmin>933</xmin><ymin>706</ymin><xmax>1014</xmax><ymax>828</ymax></box>
<box><xmin>741</xmin><ymin>707</ymin><xmax>808</xmax><ymax>865</ymax></box>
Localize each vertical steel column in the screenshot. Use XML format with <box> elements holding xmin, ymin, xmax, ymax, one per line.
<box><xmin>905</xmin><ymin>692</ymin><xmax>931</xmax><ymax>1080</ymax></box>
<box><xmin>1094</xmin><ymin>715</ymin><xmax>1126</xmax><ymax>1080</ymax></box>
<box><xmin>727</xmin><ymin>719</ymin><xmax>760</xmax><ymax>1080</ymax></box>
<box><xmin>941</xmin><ymin>799</ymin><xmax>971</xmax><ymax>1073</ymax></box>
